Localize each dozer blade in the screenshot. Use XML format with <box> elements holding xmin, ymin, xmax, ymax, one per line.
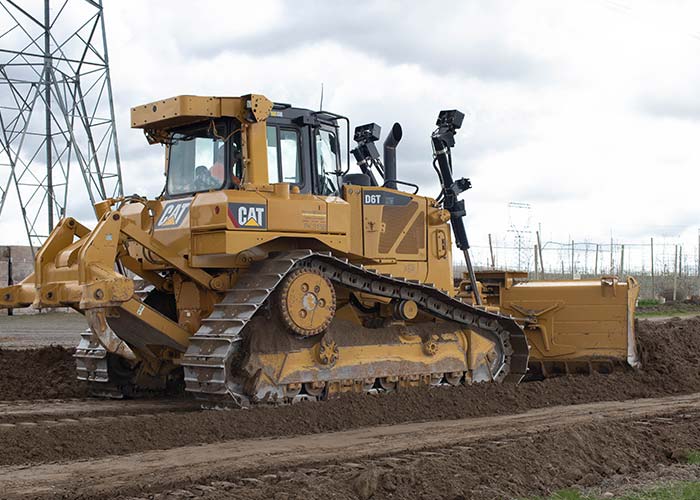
<box><xmin>498</xmin><ymin>276</ymin><xmax>640</xmax><ymax>377</ymax></box>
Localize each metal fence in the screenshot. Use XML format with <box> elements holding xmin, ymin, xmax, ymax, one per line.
<box><xmin>457</xmin><ymin>234</ymin><xmax>700</xmax><ymax>300</ymax></box>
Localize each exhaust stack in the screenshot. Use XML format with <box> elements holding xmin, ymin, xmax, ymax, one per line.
<box><xmin>383</xmin><ymin>122</ymin><xmax>402</xmax><ymax>189</ymax></box>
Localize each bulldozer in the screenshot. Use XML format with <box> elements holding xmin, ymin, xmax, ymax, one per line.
<box><xmin>0</xmin><ymin>93</ymin><xmax>639</xmax><ymax>404</ymax></box>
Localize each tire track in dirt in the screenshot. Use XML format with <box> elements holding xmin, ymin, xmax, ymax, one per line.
<box><xmin>2</xmin><ymin>393</ymin><xmax>699</xmax><ymax>500</ymax></box>
<box><xmin>0</xmin><ymin>398</ymin><xmax>200</xmax><ymax>425</ymax></box>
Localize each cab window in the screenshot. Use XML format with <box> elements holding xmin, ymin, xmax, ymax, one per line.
<box><xmin>315</xmin><ymin>129</ymin><xmax>339</xmax><ymax>195</ymax></box>
<box><xmin>166</xmin><ymin>120</ymin><xmax>240</xmax><ymax>196</ymax></box>
<box><xmin>267</xmin><ymin>125</ymin><xmax>302</xmax><ymax>185</ymax></box>
<box><xmin>168</xmin><ymin>136</ymin><xmax>225</xmax><ymax>195</ymax></box>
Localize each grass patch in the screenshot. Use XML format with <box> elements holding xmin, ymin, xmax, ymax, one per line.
<box><xmin>546</xmin><ymin>490</ymin><xmax>593</xmax><ymax>500</ymax></box>
<box><xmin>635</xmin><ymin>309</ymin><xmax>699</xmax><ymax>318</ymax></box>
<box><xmin>687</xmin><ymin>450</ymin><xmax>700</xmax><ymax>465</ymax></box>
<box><xmin>637</xmin><ymin>299</ymin><xmax>661</xmax><ymax>307</ymax></box>
<box><xmin>530</xmin><ymin>481</ymin><xmax>700</xmax><ymax>499</ymax></box>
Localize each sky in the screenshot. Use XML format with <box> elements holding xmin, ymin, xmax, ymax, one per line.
<box><xmin>1</xmin><ymin>0</ymin><xmax>700</xmax><ymax>271</ymax></box>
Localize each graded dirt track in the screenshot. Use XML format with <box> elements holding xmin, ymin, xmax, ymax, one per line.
<box><xmin>0</xmin><ymin>317</ymin><xmax>698</xmax><ymax>498</ymax></box>
<box><xmin>1</xmin><ymin>393</ymin><xmax>699</xmax><ymax>499</ymax></box>
<box><xmin>0</xmin><ymin>317</ymin><xmax>698</xmax><ymax>465</ymax></box>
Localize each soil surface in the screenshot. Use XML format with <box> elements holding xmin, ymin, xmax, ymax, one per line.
<box><xmin>0</xmin><ymin>346</ymin><xmax>87</xmax><ymax>400</ymax></box>
<box><xmin>0</xmin><ymin>317</ymin><xmax>698</xmax><ymax>498</ymax></box>
<box><xmin>1</xmin><ymin>394</ymin><xmax>698</xmax><ymax>499</ymax></box>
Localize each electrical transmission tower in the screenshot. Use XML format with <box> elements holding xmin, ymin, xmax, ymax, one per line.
<box><xmin>0</xmin><ymin>0</ymin><xmax>123</xmax><ymax>251</ymax></box>
<box><xmin>507</xmin><ymin>201</ymin><xmax>532</xmax><ymax>271</ymax></box>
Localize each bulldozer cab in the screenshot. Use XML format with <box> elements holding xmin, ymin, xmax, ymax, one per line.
<box><xmin>158</xmin><ymin>100</ymin><xmax>346</xmax><ymax>198</ymax></box>
<box><xmin>265</xmin><ymin>106</ymin><xmax>345</xmax><ymax>196</ymax></box>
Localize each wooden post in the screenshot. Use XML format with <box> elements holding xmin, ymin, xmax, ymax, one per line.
<box><xmin>488</xmin><ymin>234</ymin><xmax>495</xmax><ymax>269</ymax></box>
<box><xmin>620</xmin><ymin>244</ymin><xmax>625</xmax><ymax>277</ymax></box>
<box><xmin>536</xmin><ymin>231</ymin><xmax>545</xmax><ymax>276</ymax></box>
<box><xmin>594</xmin><ymin>244</ymin><xmax>599</xmax><ymax>275</ymax></box>
<box><xmin>673</xmin><ymin>245</ymin><xmax>678</xmax><ymax>301</ymax></box>
<box><xmin>571</xmin><ymin>240</ymin><xmax>575</xmax><ymax>279</ymax></box>
<box><xmin>650</xmin><ymin>237</ymin><xmax>655</xmax><ymax>300</ymax></box>
<box><xmin>6</xmin><ymin>246</ymin><xmax>12</xmax><ymax>317</ymax></box>
<box><xmin>610</xmin><ymin>237</ymin><xmax>614</xmax><ymax>274</ymax></box>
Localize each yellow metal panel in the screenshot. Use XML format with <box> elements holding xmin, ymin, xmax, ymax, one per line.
<box><xmin>268</xmin><ymin>195</ymin><xmax>328</xmax><ymax>233</ymax></box>
<box><xmin>501</xmin><ymin>278</ymin><xmax>637</xmax><ymax>361</ymax></box>
<box><xmin>326</xmin><ymin>196</ymin><xmax>351</xmax><ymax>235</ymax></box>
<box><xmin>190</xmin><ymin>191</ymin><xmax>233</xmax><ymax>231</ymax></box>
<box><xmin>364</xmin><ymin>261</ymin><xmax>429</xmax><ymax>284</ymax></box>
<box><xmin>131</xmin><ymin>96</ymin><xmax>222</xmax><ymax>129</ymax></box>
<box><xmin>343</xmin><ymin>185</ymin><xmax>364</xmax><ymax>257</ymax></box>
<box><xmin>244</xmin><ymin>122</ymin><xmax>269</xmax><ymax>185</ymax></box>
<box><xmin>360</xmin><ymin>187</ymin><xmax>427</xmax><ymax>261</ymax></box>
<box><xmin>192</xmin><ymin>230</ymin><xmax>349</xmax><ymax>258</ymax></box>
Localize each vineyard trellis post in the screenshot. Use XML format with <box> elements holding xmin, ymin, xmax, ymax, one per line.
<box><xmin>650</xmin><ymin>237</ymin><xmax>655</xmax><ymax>299</ymax></box>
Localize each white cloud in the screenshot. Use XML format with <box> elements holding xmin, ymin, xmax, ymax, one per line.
<box><xmin>1</xmin><ymin>0</ymin><xmax>699</xmax><ymax>269</ymax></box>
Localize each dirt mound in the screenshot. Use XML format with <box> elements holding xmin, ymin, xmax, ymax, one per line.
<box><xmin>634</xmin><ymin>317</ymin><xmax>700</xmax><ymax>389</ymax></box>
<box><xmin>0</xmin><ymin>317</ymin><xmax>699</xmax><ymax>467</ymax></box>
<box><xmin>0</xmin><ymin>346</ymin><xmax>87</xmax><ymax>400</ymax></box>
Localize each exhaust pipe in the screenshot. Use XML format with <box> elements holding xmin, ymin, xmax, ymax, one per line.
<box><xmin>383</xmin><ymin>122</ymin><xmax>402</xmax><ymax>189</ymax></box>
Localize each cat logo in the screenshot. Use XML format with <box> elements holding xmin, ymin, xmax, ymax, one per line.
<box><xmin>228</xmin><ymin>202</ymin><xmax>267</xmax><ymax>229</ymax></box>
<box><xmin>156</xmin><ymin>200</ymin><xmax>191</xmax><ymax>229</ymax></box>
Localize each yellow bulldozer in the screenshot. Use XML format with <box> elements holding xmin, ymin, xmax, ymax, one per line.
<box><xmin>0</xmin><ymin>94</ymin><xmax>640</xmax><ymax>404</ymax></box>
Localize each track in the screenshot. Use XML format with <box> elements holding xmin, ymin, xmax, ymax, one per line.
<box><xmin>183</xmin><ymin>250</ymin><xmax>529</xmax><ymax>403</ymax></box>
<box><xmin>1</xmin><ymin>392</ymin><xmax>699</xmax><ymax>499</ymax></box>
<box><xmin>0</xmin><ymin>398</ymin><xmax>199</xmax><ymax>425</ymax></box>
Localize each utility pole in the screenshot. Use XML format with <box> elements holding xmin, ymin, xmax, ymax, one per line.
<box><xmin>534</xmin><ymin>245</ymin><xmax>539</xmax><ymax>280</ymax></box>
<box><xmin>620</xmin><ymin>244</ymin><xmax>625</xmax><ymax>277</ymax></box>
<box><xmin>5</xmin><ymin>246</ymin><xmax>12</xmax><ymax>316</ymax></box>
<box><xmin>650</xmin><ymin>237</ymin><xmax>655</xmax><ymax>300</ymax></box>
<box><xmin>571</xmin><ymin>240</ymin><xmax>575</xmax><ymax>279</ymax></box>
<box><xmin>488</xmin><ymin>234</ymin><xmax>495</xmax><ymax>269</ymax></box>
<box><xmin>594</xmin><ymin>244</ymin><xmax>599</xmax><ymax>275</ymax></box>
<box><xmin>610</xmin><ymin>237</ymin><xmax>614</xmax><ymax>274</ymax></box>
<box><xmin>673</xmin><ymin>245</ymin><xmax>678</xmax><ymax>301</ymax></box>
<box><xmin>536</xmin><ymin>230</ymin><xmax>545</xmax><ymax>276</ymax></box>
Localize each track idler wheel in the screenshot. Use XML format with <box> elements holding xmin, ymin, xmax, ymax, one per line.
<box><xmin>279</xmin><ymin>267</ymin><xmax>336</xmax><ymax>337</ymax></box>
